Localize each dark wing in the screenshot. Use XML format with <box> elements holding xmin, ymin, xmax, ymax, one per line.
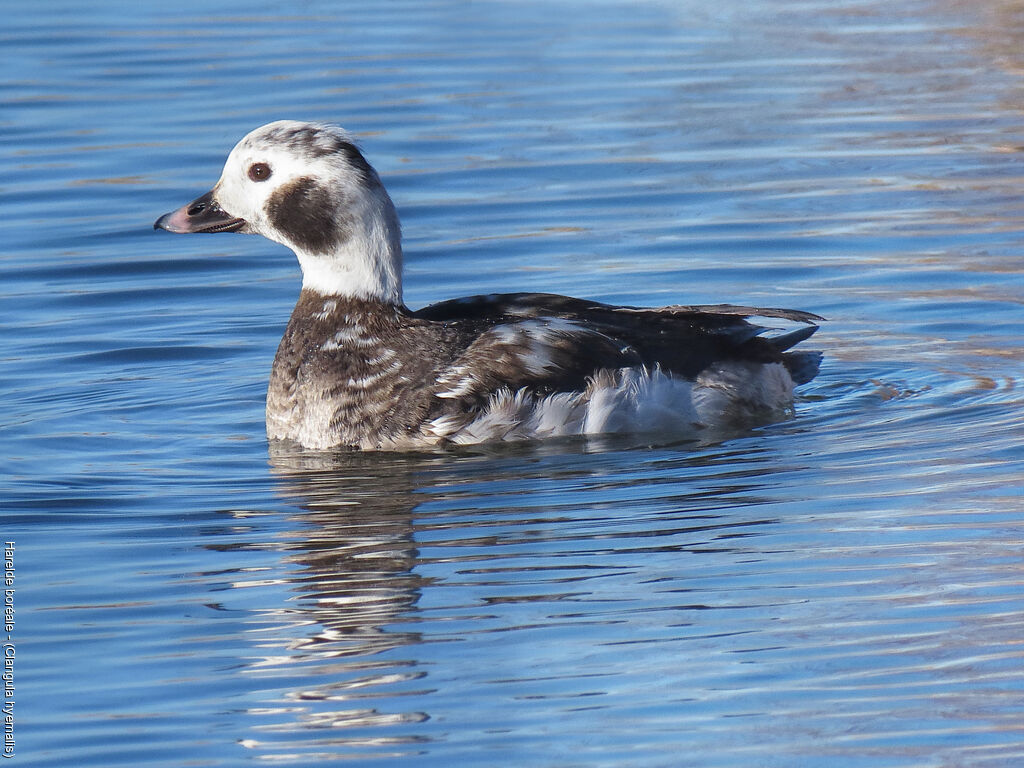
<box><xmin>430</xmin><ymin>315</ymin><xmax>643</xmax><ymax>405</ymax></box>
<box><xmin>415</xmin><ymin>292</ymin><xmax>823</xmax><ymax>382</ymax></box>
<box><xmin>413</xmin><ymin>311</ymin><xmax>645</xmax><ymax>440</ymax></box>
<box><xmin>417</xmin><ymin>292</ymin><xmax>823</xmax><ymax>326</ymax></box>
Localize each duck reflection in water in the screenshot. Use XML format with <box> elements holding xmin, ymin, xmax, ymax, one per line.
<box><xmin>265</xmin><ymin>445</ymin><xmax>432</xmax><ymax>657</ymax></box>
<box><xmin>219</xmin><ymin>446</ymin><xmax>443</xmax><ymax>742</ymax></box>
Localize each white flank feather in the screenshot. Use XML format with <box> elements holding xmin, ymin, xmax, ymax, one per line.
<box><xmin>443</xmin><ymin>363</ymin><xmax>796</xmax><ymax>445</ymax></box>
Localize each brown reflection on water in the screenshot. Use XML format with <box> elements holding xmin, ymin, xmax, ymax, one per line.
<box><xmin>229</xmin><ymin>447</ymin><xmax>440</xmax><ymax>752</ymax></box>
<box><xmin>266</xmin><ymin>446</ymin><xmax>430</xmax><ymax>659</ymax></box>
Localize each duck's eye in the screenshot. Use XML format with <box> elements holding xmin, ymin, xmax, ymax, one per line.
<box><xmin>248</xmin><ymin>162</ymin><xmax>272</xmax><ymax>182</ymax></box>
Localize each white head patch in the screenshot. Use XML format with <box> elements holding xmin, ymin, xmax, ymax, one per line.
<box><xmin>212</xmin><ymin>120</ymin><xmax>404</xmax><ymax>303</ymax></box>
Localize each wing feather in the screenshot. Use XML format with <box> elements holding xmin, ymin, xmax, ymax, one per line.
<box><xmin>415</xmin><ymin>292</ymin><xmax>821</xmax><ymax>382</ymax></box>
<box><xmin>433</xmin><ymin>316</ymin><xmax>641</xmax><ymax>404</ymax></box>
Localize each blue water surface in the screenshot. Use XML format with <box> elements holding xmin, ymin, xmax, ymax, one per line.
<box><xmin>2</xmin><ymin>0</ymin><xmax>1023</xmax><ymax>765</ymax></box>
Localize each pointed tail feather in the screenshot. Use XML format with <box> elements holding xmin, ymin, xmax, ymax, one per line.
<box><xmin>769</xmin><ymin>324</ymin><xmax>818</xmax><ymax>352</ymax></box>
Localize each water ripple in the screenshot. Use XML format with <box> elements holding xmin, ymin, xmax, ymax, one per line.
<box><xmin>4</xmin><ymin>0</ymin><xmax>1024</xmax><ymax>766</ymax></box>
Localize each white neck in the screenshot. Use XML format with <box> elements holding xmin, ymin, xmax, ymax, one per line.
<box><xmin>292</xmin><ymin>193</ymin><xmax>403</xmax><ymax>304</ymax></box>
<box><xmin>297</xmin><ymin>239</ymin><xmax>403</xmax><ymax>304</ymax></box>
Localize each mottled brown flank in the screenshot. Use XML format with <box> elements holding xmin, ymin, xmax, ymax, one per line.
<box><xmin>266</xmin><ymin>176</ymin><xmax>349</xmax><ymax>255</ymax></box>
<box><xmin>265</xmin><ymin>291</ymin><xmax>821</xmax><ymax>449</ymax></box>
<box><xmin>266</xmin><ymin>293</ymin><xmax>473</xmax><ymax>449</ymax></box>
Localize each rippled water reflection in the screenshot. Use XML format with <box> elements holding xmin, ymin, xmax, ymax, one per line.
<box><xmin>3</xmin><ymin>0</ymin><xmax>1023</xmax><ymax>765</ymax></box>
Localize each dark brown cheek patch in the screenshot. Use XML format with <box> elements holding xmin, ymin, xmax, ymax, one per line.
<box><xmin>266</xmin><ymin>176</ymin><xmax>347</xmax><ymax>254</ymax></box>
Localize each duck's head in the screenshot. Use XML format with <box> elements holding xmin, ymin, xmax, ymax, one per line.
<box><xmin>155</xmin><ymin>120</ymin><xmax>403</xmax><ymax>304</ymax></box>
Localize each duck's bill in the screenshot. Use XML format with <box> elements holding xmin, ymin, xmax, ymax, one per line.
<box><xmin>153</xmin><ymin>189</ymin><xmax>247</xmax><ymax>234</ymax></box>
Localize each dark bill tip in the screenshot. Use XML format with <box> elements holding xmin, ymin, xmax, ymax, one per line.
<box><xmin>154</xmin><ymin>189</ymin><xmax>246</xmax><ymax>234</ymax></box>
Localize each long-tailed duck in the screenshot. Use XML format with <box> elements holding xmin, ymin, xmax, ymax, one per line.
<box><xmin>155</xmin><ymin>120</ymin><xmax>822</xmax><ymax>450</ymax></box>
